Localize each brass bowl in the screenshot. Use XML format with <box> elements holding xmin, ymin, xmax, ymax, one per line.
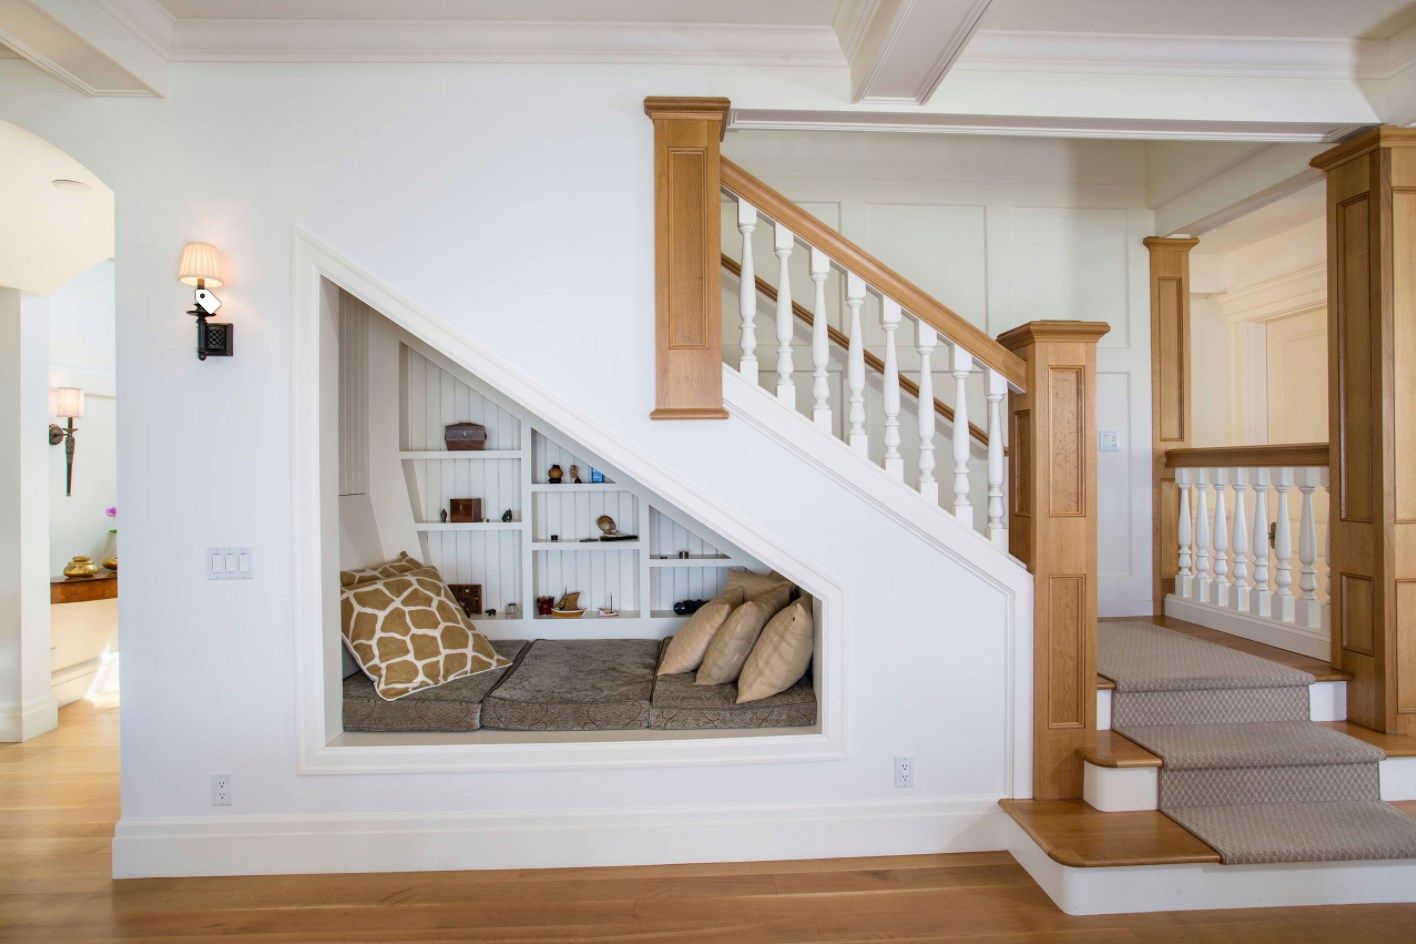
<box><xmin>63</xmin><ymin>556</ymin><xmax>99</xmax><ymax>579</ymax></box>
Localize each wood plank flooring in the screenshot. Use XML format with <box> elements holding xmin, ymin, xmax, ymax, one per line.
<box><xmin>4</xmin><ymin>700</ymin><xmax>1416</xmax><ymax>942</ymax></box>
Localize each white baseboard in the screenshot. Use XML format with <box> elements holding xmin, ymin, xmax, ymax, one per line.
<box><xmin>0</xmin><ymin>693</ymin><xmax>58</xmax><ymax>742</ymax></box>
<box><xmin>51</xmin><ymin>656</ymin><xmax>101</xmax><ymax>708</ymax></box>
<box><xmin>113</xmin><ymin>794</ymin><xmax>1005</xmax><ymax>879</ymax></box>
<box><xmin>1096</xmin><ymin>689</ymin><xmax>1111</xmax><ymax>731</ymax></box>
<box><xmin>1006</xmin><ymin>817</ymin><xmax>1416</xmax><ymax>915</ymax></box>
<box><xmin>1165</xmin><ymin>594</ymin><xmax>1329</xmax><ymax>660</ymax></box>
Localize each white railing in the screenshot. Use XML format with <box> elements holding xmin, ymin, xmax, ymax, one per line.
<box><xmin>1166</xmin><ymin>446</ymin><xmax>1330</xmax><ymax>655</ymax></box>
<box><xmin>722</xmin><ymin>179</ymin><xmax>1018</xmax><ymax>549</ymax></box>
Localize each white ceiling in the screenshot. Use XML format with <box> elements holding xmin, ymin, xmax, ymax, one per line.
<box><xmin>1192</xmin><ymin>181</ymin><xmax>1327</xmax><ymax>254</ymax></box>
<box><xmin>154</xmin><ymin>1</ymin><xmax>839</xmax><ymax>25</ymax></box>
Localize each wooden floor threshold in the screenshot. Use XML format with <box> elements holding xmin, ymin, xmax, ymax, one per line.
<box><xmin>999</xmin><ymin>799</ymin><xmax>1220</xmax><ymax>868</ymax></box>
<box><xmin>1077</xmin><ymin>730</ymin><xmax>1161</xmax><ymax>768</ymax></box>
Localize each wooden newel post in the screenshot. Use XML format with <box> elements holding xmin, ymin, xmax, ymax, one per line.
<box><xmin>998</xmin><ymin>321</ymin><xmax>1110</xmax><ymax>799</ymax></box>
<box><xmin>644</xmin><ymin>96</ymin><xmax>732</xmax><ymax>420</ymax></box>
<box><xmin>1311</xmin><ymin>128</ymin><xmax>1416</xmax><ymax>735</ymax></box>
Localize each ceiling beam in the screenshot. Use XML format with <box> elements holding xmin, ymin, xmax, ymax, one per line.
<box><xmin>837</xmin><ymin>0</ymin><xmax>992</xmax><ymax>105</ymax></box>
<box><xmin>0</xmin><ymin>0</ymin><xmax>168</xmax><ymax>97</ymax></box>
<box><xmin>1151</xmin><ymin>142</ymin><xmax>1329</xmax><ymax>237</ymax></box>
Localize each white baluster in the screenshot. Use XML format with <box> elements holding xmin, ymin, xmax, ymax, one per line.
<box><xmin>1232</xmin><ymin>468</ymin><xmax>1250</xmax><ymax>612</ymax></box>
<box><xmin>736</xmin><ymin>201</ymin><xmax>759</xmax><ymax>383</ymax></box>
<box><xmin>1321</xmin><ymin>466</ymin><xmax>1331</xmax><ymax>636</ymax></box>
<box><xmin>880</xmin><ymin>299</ymin><xmax>904</xmax><ymax>480</ymax></box>
<box><xmin>1212</xmin><ymin>468</ymin><xmax>1230</xmax><ymax>607</ymax></box>
<box><xmin>1273</xmin><ymin>467</ymin><xmax>1296</xmax><ymax>622</ymax></box>
<box><xmin>1176</xmin><ymin>468</ymin><xmax>1193</xmax><ymax>599</ymax></box>
<box><xmin>809</xmin><ymin>247</ymin><xmax>831</xmax><ymax>432</ymax></box>
<box><xmin>916</xmin><ymin>324</ymin><xmax>939</xmax><ymax>505</ymax></box>
<box><xmin>950</xmin><ymin>345</ymin><xmax>974</xmax><ymax>526</ymax></box>
<box><xmin>773</xmin><ymin>222</ymin><xmax>796</xmax><ymax>405</ymax></box>
<box><xmin>986</xmin><ymin>369</ymin><xmax>1007</xmax><ymax>549</ymax></box>
<box><xmin>846</xmin><ymin>273</ymin><xmax>868</xmax><ymax>455</ymax></box>
<box><xmin>1250</xmin><ymin>468</ymin><xmax>1271</xmax><ymax>618</ymax></box>
<box><xmin>1195</xmin><ymin>470</ymin><xmax>1212</xmax><ymax>603</ymax></box>
<box><xmin>1297</xmin><ymin>466</ymin><xmax>1320</xmax><ymax>629</ymax></box>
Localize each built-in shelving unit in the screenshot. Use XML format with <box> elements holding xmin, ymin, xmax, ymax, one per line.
<box><xmin>398</xmin><ymin>340</ymin><xmax>762</xmax><ymax>639</ymax></box>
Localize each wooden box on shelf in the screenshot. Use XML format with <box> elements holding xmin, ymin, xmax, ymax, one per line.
<box><xmin>449</xmin><ymin>498</ymin><xmax>483</xmax><ymax>523</ymax></box>
<box><xmin>448</xmin><ymin>583</ymin><xmax>482</xmax><ymax>617</ymax></box>
<box><xmin>444</xmin><ymin>422</ymin><xmax>488</xmax><ymax>451</ymax></box>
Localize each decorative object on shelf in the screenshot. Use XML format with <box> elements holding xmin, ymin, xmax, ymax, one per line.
<box><xmin>443</xmin><ymin>422</ymin><xmax>487</xmax><ymax>451</ymax></box>
<box><xmin>102</xmin><ymin>556</ymin><xmax>118</xmax><ymax>572</ymax></box>
<box><xmin>501</xmin><ymin>508</ymin><xmax>513</xmax><ymax>522</ymax></box>
<box><xmin>178</xmin><ymin>241</ymin><xmax>233</xmax><ymax>360</ymax></box>
<box><xmin>449</xmin><ymin>498</ymin><xmax>483</xmax><ymax>523</ymax></box>
<box><xmin>673</xmin><ymin>599</ymin><xmax>708</xmax><ymax>615</ymax></box>
<box><xmin>47</xmin><ymin>387</ymin><xmax>84</xmax><ymax>497</ymax></box>
<box><xmin>595</xmin><ymin>515</ymin><xmax>638</xmax><ymax>542</ymax></box>
<box><xmin>550</xmin><ymin>534</ymin><xmax>559</xmax><ymax>542</ymax></box>
<box><xmin>448</xmin><ymin>583</ymin><xmax>483</xmax><ymax>617</ymax></box>
<box><xmin>505</xmin><ymin>602</ymin><xmax>520</xmax><ymax>620</ymax></box>
<box><xmin>536</xmin><ymin>595</ymin><xmax>555</xmax><ymax>616</ymax></box>
<box><xmin>600</xmin><ymin>593</ymin><xmax>620</xmax><ymax>618</ymax></box>
<box><xmin>569</xmin><ymin>464</ymin><xmax>582</xmax><ymax>484</ymax></box>
<box><xmin>485</xmin><ymin>608</ymin><xmax>496</xmax><ymax>617</ymax></box>
<box><xmin>590</xmin><ymin>468</ymin><xmax>605</xmax><ymax>483</ymax></box>
<box><xmin>678</xmin><ymin>550</ymin><xmax>691</xmax><ymax>559</ymax></box>
<box><xmin>104</xmin><ymin>507</ymin><xmax>117</xmax><ymax>570</ymax></box>
<box><xmin>440</xmin><ymin>509</ymin><xmax>448</xmax><ymax>523</ymax></box>
<box><xmin>547</xmin><ymin>464</ymin><xmax>564</xmax><ymax>484</ymax></box>
<box><xmin>551</xmin><ymin>590</ymin><xmax>586</xmax><ymax>618</ymax></box>
<box><xmin>63</xmin><ymin>556</ymin><xmax>99</xmax><ymax>579</ymax></box>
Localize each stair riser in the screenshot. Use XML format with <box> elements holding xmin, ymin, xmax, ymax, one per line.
<box><xmin>1162</xmin><ymin>763</ymin><xmax>1378</xmax><ymax>807</ymax></box>
<box><xmin>1113</xmin><ymin>687</ymin><xmax>1309</xmax><ymax>727</ymax></box>
<box><xmin>1085</xmin><ymin>756</ymin><xmax>1416</xmax><ymax>811</ymax></box>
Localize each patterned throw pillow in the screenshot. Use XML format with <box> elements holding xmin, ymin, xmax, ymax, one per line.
<box><xmin>340</xmin><ymin>551</ymin><xmax>424</xmax><ymax>589</ymax></box>
<box><xmin>341</xmin><ymin>566</ymin><xmax>509</xmax><ymax>700</ymax></box>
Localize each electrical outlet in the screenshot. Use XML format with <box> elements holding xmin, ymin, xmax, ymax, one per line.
<box><xmin>211</xmin><ymin>772</ymin><xmax>233</xmax><ymax>806</ymax></box>
<box><xmin>208</xmin><ymin>547</ymin><xmax>254</xmax><ymax>580</ymax></box>
<box><xmin>894</xmin><ymin>755</ymin><xmax>915</xmax><ymax>788</ymax></box>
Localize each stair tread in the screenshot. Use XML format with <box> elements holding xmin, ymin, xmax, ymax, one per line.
<box><xmin>1118</xmin><ymin>720</ymin><xmax>1386</xmax><ymax>770</ymax></box>
<box><xmin>1077</xmin><ymin>730</ymin><xmax>1161</xmax><ymax>768</ymax></box>
<box><xmin>1000</xmin><ymin>799</ymin><xmax>1220</xmax><ymax>867</ymax></box>
<box><xmin>1165</xmin><ymin>800</ymin><xmax>1416</xmax><ymax>864</ymax></box>
<box><xmin>1320</xmin><ymin>721</ymin><xmax>1416</xmax><ymax>758</ymax></box>
<box><xmin>1104</xmin><ymin>616</ymin><xmax>1350</xmax><ymax>683</ymax></box>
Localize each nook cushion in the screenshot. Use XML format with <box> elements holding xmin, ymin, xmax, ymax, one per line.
<box><xmin>724</xmin><ymin>568</ymin><xmax>791</xmax><ymax>599</ymax></box>
<box><xmin>341</xmin><ymin>566</ymin><xmax>510</xmax><ymax>701</ymax></box>
<box><xmin>340</xmin><ymin>551</ymin><xmax>424</xmax><ymax>589</ymax></box>
<box><xmin>695</xmin><ymin>584</ymin><xmax>792</xmax><ymax>685</ymax></box>
<box><xmin>737</xmin><ymin>597</ymin><xmax>814</xmax><ymax>703</ymax></box>
<box><xmin>343</xmin><ymin>639</ymin><xmax>527</xmax><ymax>732</ymax></box>
<box><xmin>656</xmin><ymin>587</ymin><xmax>747</xmax><ymax>675</ymax></box>
<box><xmin>652</xmin><ymin>638</ymin><xmax>816</xmax><ymax>730</ymax></box>
<box><xmin>481</xmin><ymin>638</ymin><xmax>660</xmax><ymax>730</ymax></box>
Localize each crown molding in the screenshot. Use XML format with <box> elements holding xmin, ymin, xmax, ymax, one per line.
<box><xmin>91</xmin><ymin>0</ymin><xmax>174</xmax><ymax>57</ymax></box>
<box><xmin>957</xmin><ymin>30</ymin><xmax>1389</xmax><ymax>80</ymax></box>
<box><xmin>832</xmin><ymin>0</ymin><xmax>878</xmax><ymax>63</ymax></box>
<box><xmin>164</xmin><ymin>19</ymin><xmax>844</xmax><ymax>65</ymax></box>
<box><xmin>728</xmin><ymin>110</ymin><xmax>1363</xmax><ymax>143</ymax></box>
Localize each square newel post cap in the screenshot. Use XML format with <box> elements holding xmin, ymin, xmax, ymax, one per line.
<box><xmin>643</xmin><ymin>97</ymin><xmax>732</xmax><ymax>140</ymax></box>
<box><xmin>1311</xmin><ymin>126</ymin><xmax>1416</xmax><ymax>171</ymax></box>
<box><xmin>995</xmin><ymin>321</ymin><xmax>1111</xmax><ymax>352</ymax></box>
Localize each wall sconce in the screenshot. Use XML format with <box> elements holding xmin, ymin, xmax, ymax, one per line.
<box><xmin>48</xmin><ymin>387</ymin><xmax>83</xmax><ymax>497</ymax></box>
<box><xmin>179</xmin><ymin>241</ymin><xmax>232</xmax><ymax>360</ymax></box>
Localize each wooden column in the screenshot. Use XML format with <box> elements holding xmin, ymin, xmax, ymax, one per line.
<box><xmin>999</xmin><ymin>321</ymin><xmax>1110</xmax><ymax>799</ymax></box>
<box><xmin>1312</xmin><ymin>127</ymin><xmax>1416</xmax><ymax>735</ymax></box>
<box><xmin>644</xmin><ymin>97</ymin><xmax>731</xmax><ymax>420</ymax></box>
<box><xmin>1144</xmin><ymin>237</ymin><xmax>1199</xmax><ymax>615</ymax></box>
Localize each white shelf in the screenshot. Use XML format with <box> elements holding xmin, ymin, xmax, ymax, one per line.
<box><xmin>400</xmin><ymin>450</ymin><xmax>522</xmax><ymax>460</ymax></box>
<box><xmin>532</xmin><ymin>541</ymin><xmax>642</xmax><ymax>551</ymax></box>
<box><xmin>533</xmin><ymin>609</ymin><xmax>642</xmax><ymax>621</ymax></box>
<box><xmin>416</xmin><ymin>522</ymin><xmax>525</xmax><ymax>532</ymax></box>
<box><xmin>529</xmin><ymin>483</ymin><xmax>624</xmax><ymax>492</ymax></box>
<box><xmin>648</xmin><ymin>557</ymin><xmax>740</xmax><ymax>568</ymax></box>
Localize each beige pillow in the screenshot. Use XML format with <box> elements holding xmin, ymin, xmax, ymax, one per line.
<box><xmin>737</xmin><ymin>597</ymin><xmax>814</xmax><ymax>703</ymax></box>
<box><xmin>657</xmin><ymin>588</ymin><xmax>746</xmax><ymax>675</ymax></box>
<box><xmin>724</xmin><ymin>568</ymin><xmax>791</xmax><ymax>599</ymax></box>
<box><xmin>341</xmin><ymin>566</ymin><xmax>509</xmax><ymax>700</ymax></box>
<box><xmin>695</xmin><ymin>584</ymin><xmax>791</xmax><ymax>686</ymax></box>
<box><xmin>340</xmin><ymin>551</ymin><xmax>424</xmax><ymax>589</ymax></box>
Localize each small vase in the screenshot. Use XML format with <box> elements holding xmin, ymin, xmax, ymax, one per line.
<box><xmin>64</xmin><ymin>556</ymin><xmax>99</xmax><ymax>579</ymax></box>
<box><xmin>102</xmin><ymin>556</ymin><xmax>118</xmax><ymax>572</ymax></box>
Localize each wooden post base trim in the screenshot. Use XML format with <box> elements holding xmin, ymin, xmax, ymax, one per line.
<box><xmin>649</xmin><ymin>407</ymin><xmax>730</xmax><ymax>420</ymax></box>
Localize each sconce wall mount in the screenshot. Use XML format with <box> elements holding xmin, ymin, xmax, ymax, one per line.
<box><xmin>179</xmin><ymin>242</ymin><xmax>233</xmax><ymax>361</ymax></box>
<box><xmin>48</xmin><ymin>387</ymin><xmax>83</xmax><ymax>497</ymax></box>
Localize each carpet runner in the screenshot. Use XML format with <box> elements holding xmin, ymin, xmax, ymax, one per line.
<box><xmin>1098</xmin><ymin>620</ymin><xmax>1416</xmax><ymax>865</ymax></box>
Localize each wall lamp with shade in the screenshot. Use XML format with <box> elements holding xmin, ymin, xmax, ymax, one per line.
<box><xmin>179</xmin><ymin>241</ymin><xmax>233</xmax><ymax>360</ymax></box>
<box><xmin>48</xmin><ymin>387</ymin><xmax>84</xmax><ymax>497</ymax></box>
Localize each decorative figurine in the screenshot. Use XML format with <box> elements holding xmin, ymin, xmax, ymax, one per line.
<box><xmin>536</xmin><ymin>595</ymin><xmax>555</xmax><ymax>616</ymax></box>
<box><xmin>590</xmin><ymin>468</ymin><xmax>605</xmax><ymax>484</ymax></box>
<box><xmin>440</xmin><ymin>509</ymin><xmax>448</xmax><ymax>523</ymax></box>
<box><xmin>600</xmin><ymin>592</ymin><xmax>620</xmax><ymax>618</ymax></box>
<box><xmin>485</xmin><ymin>608</ymin><xmax>497</xmax><ymax>617</ymax></box>
<box><xmin>673</xmin><ymin>599</ymin><xmax>708</xmax><ymax>616</ymax></box>
<box><xmin>551</xmin><ymin>590</ymin><xmax>586</xmax><ymax>618</ymax></box>
<box><xmin>548</xmin><ymin>464</ymin><xmax>564</xmax><ymax>485</ymax></box>
<box><xmin>501</xmin><ymin>508</ymin><xmax>513</xmax><ymax>522</ymax></box>
<box><xmin>569</xmin><ymin>464</ymin><xmax>582</xmax><ymax>484</ymax></box>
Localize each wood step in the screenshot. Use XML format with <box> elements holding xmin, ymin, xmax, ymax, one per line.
<box><xmin>998</xmin><ymin>799</ymin><xmax>1219</xmax><ymax>867</ymax></box>
<box><xmin>1319</xmin><ymin>721</ymin><xmax>1416</xmax><ymax>758</ymax></box>
<box><xmin>1077</xmin><ymin>730</ymin><xmax>1161</xmax><ymax>768</ymax></box>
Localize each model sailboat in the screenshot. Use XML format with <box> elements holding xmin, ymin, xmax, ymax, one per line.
<box><xmin>551</xmin><ymin>590</ymin><xmax>586</xmax><ymax>618</ymax></box>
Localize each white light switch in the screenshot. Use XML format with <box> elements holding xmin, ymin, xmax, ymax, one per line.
<box><xmin>1098</xmin><ymin>430</ymin><xmax>1121</xmax><ymax>453</ymax></box>
<box><xmin>208</xmin><ymin>547</ymin><xmax>254</xmax><ymax>580</ymax></box>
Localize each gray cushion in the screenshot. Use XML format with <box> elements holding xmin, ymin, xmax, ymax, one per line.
<box><xmin>649</xmin><ymin>637</ymin><xmax>817</xmax><ymax>730</ymax></box>
<box><xmin>343</xmin><ymin>639</ymin><xmax>527</xmax><ymax>732</ymax></box>
<box><xmin>481</xmin><ymin>639</ymin><xmax>659</xmax><ymax>731</ymax></box>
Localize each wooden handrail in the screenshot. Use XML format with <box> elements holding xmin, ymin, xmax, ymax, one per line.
<box><xmin>1164</xmin><ymin>443</ymin><xmax>1330</xmax><ymax>469</ymax></box>
<box><xmin>721</xmin><ymin>254</ymin><xmax>992</xmax><ymax>449</ymax></box>
<box><xmin>720</xmin><ymin>156</ymin><xmax>1027</xmax><ymax>391</ymax></box>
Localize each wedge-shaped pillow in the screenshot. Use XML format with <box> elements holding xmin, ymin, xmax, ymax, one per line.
<box><xmin>737</xmin><ymin>596</ymin><xmax>814</xmax><ymax>703</ymax></box>
<box><xmin>695</xmin><ymin>583</ymin><xmax>791</xmax><ymax>686</ymax></box>
<box><xmin>340</xmin><ymin>551</ymin><xmax>424</xmax><ymax>589</ymax></box>
<box><xmin>656</xmin><ymin>588</ymin><xmax>746</xmax><ymax>676</ymax></box>
<box><xmin>341</xmin><ymin>566</ymin><xmax>509</xmax><ymax>700</ymax></box>
<box><xmin>724</xmin><ymin>568</ymin><xmax>791</xmax><ymax>599</ymax></box>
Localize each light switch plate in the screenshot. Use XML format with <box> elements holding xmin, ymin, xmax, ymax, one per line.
<box><xmin>1098</xmin><ymin>430</ymin><xmax>1121</xmax><ymax>453</ymax></box>
<box><xmin>208</xmin><ymin>546</ymin><xmax>254</xmax><ymax>580</ymax></box>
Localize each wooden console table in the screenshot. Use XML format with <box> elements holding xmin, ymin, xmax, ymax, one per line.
<box><xmin>51</xmin><ymin>573</ymin><xmax>117</xmax><ymax>605</ymax></box>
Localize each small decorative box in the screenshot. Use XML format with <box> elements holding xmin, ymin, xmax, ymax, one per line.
<box><xmin>448</xmin><ymin>583</ymin><xmax>482</xmax><ymax>617</ymax></box>
<box><xmin>444</xmin><ymin>422</ymin><xmax>488</xmax><ymax>451</ymax></box>
<box><xmin>449</xmin><ymin>498</ymin><xmax>483</xmax><ymax>523</ymax></box>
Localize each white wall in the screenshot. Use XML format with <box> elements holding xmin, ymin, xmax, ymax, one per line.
<box><xmin>721</xmin><ymin>132</ymin><xmax>1156</xmax><ymax>617</ymax></box>
<box><xmin>0</xmin><ymin>61</ymin><xmax>1033</xmax><ymax>875</ymax></box>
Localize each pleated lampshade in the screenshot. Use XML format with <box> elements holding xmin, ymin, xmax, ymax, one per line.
<box><xmin>178</xmin><ymin>242</ymin><xmax>224</xmax><ymax>288</ymax></box>
<box><xmin>52</xmin><ymin>387</ymin><xmax>84</xmax><ymax>420</ymax></box>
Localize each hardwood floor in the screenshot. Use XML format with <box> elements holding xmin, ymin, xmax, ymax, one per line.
<box><xmin>4</xmin><ymin>700</ymin><xmax>1416</xmax><ymax>942</ymax></box>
